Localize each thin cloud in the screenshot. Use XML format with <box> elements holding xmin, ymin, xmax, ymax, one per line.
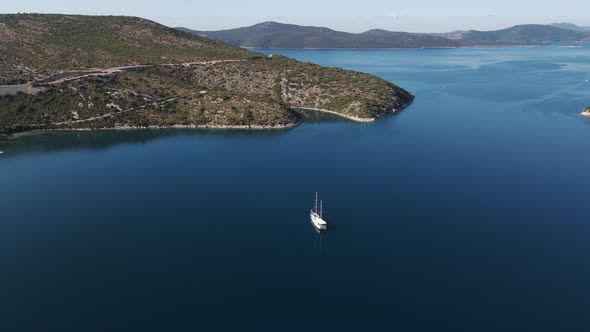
<box><xmin>375</xmin><ymin>13</ymin><xmax>407</xmax><ymax>20</ymax></box>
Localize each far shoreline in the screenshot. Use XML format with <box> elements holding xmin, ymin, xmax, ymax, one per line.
<box><xmin>243</xmin><ymin>45</ymin><xmax>546</xmax><ymax>51</ymax></box>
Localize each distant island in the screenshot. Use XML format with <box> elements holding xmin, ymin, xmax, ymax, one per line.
<box><xmin>179</xmin><ymin>22</ymin><xmax>463</xmax><ymax>49</ymax></box>
<box><xmin>180</xmin><ymin>22</ymin><xmax>590</xmax><ymax>49</ymax></box>
<box><xmin>582</xmin><ymin>107</ymin><xmax>590</xmax><ymax>118</ymax></box>
<box><xmin>548</xmin><ymin>23</ymin><xmax>590</xmax><ymax>32</ymax></box>
<box><xmin>0</xmin><ymin>14</ymin><xmax>413</xmax><ymax>135</ymax></box>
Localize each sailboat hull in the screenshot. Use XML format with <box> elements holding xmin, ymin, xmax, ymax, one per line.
<box><xmin>310</xmin><ymin>210</ymin><xmax>327</xmax><ymax>230</ymax></box>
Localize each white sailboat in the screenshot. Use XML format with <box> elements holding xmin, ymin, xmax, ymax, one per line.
<box><xmin>310</xmin><ymin>192</ymin><xmax>327</xmax><ymax>230</ymax></box>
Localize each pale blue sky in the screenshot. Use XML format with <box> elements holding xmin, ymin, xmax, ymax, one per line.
<box><xmin>3</xmin><ymin>0</ymin><xmax>590</xmax><ymax>32</ymax></box>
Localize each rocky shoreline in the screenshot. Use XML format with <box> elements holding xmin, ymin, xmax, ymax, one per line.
<box><xmin>32</xmin><ymin>122</ymin><xmax>301</xmax><ymax>133</ymax></box>
<box><xmin>1</xmin><ymin>97</ymin><xmax>416</xmax><ymax>136</ymax></box>
<box><xmin>296</xmin><ymin>96</ymin><xmax>415</xmax><ymax>123</ymax></box>
<box><xmin>296</xmin><ymin>107</ymin><xmax>376</xmax><ymax>122</ymax></box>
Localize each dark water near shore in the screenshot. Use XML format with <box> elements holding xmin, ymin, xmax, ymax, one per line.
<box><xmin>1</xmin><ymin>45</ymin><xmax>590</xmax><ymax>331</ymax></box>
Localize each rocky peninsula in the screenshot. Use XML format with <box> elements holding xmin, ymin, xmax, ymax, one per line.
<box><xmin>0</xmin><ymin>14</ymin><xmax>413</xmax><ymax>134</ymax></box>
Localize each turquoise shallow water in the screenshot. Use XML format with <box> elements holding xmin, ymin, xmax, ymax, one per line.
<box><xmin>1</xmin><ymin>45</ymin><xmax>590</xmax><ymax>331</ymax></box>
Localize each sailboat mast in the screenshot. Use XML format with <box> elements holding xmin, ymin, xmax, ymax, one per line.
<box><xmin>320</xmin><ymin>200</ymin><xmax>323</xmax><ymax>219</ymax></box>
<box><xmin>315</xmin><ymin>192</ymin><xmax>318</xmax><ymax>214</ymax></box>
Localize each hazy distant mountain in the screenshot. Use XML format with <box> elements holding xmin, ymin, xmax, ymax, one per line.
<box><xmin>460</xmin><ymin>24</ymin><xmax>590</xmax><ymax>43</ymax></box>
<box><xmin>179</xmin><ymin>22</ymin><xmax>590</xmax><ymax>49</ymax></box>
<box><xmin>548</xmin><ymin>23</ymin><xmax>590</xmax><ymax>32</ymax></box>
<box><xmin>180</xmin><ymin>22</ymin><xmax>461</xmax><ymax>49</ymax></box>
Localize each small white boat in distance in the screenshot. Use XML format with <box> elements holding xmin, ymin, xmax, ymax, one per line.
<box><xmin>310</xmin><ymin>192</ymin><xmax>327</xmax><ymax>231</ymax></box>
<box><xmin>585</xmin><ymin>74</ymin><xmax>589</xmax><ymax>83</ymax></box>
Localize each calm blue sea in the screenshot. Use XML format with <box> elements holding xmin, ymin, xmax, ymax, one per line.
<box><xmin>1</xmin><ymin>45</ymin><xmax>590</xmax><ymax>331</ymax></box>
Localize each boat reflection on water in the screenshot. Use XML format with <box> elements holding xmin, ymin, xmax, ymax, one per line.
<box><xmin>311</xmin><ymin>222</ymin><xmax>326</xmax><ymax>254</ymax></box>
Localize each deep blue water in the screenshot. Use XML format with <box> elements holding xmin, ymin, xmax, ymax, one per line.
<box><xmin>1</xmin><ymin>45</ymin><xmax>590</xmax><ymax>331</ymax></box>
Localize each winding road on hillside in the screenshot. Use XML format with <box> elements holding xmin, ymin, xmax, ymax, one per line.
<box><xmin>0</xmin><ymin>60</ymin><xmax>245</xmax><ymax>96</ymax></box>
